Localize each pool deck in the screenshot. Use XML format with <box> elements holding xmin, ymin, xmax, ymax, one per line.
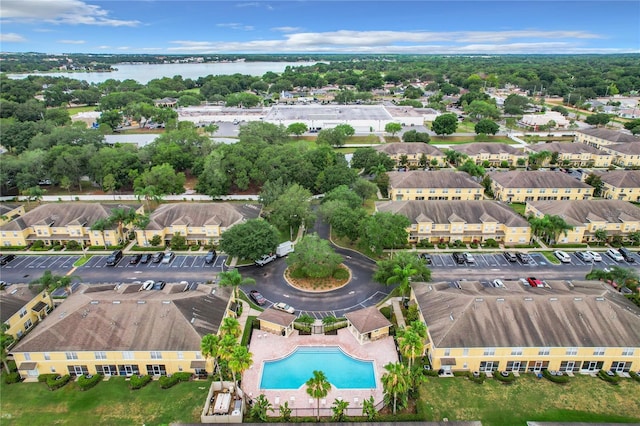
<box><xmin>242</xmin><ymin>328</ymin><xmax>398</xmax><ymax>415</ymax></box>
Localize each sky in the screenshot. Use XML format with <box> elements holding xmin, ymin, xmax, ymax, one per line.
<box><xmin>0</xmin><ymin>0</ymin><xmax>638</xmax><ymax>55</ymax></box>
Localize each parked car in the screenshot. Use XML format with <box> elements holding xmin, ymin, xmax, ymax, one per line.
<box><xmin>140</xmin><ymin>280</ymin><xmax>155</xmax><ymax>291</ymax></box>
<box><xmin>0</xmin><ymin>254</ymin><xmax>16</xmax><ymax>266</ymax></box>
<box><xmin>151</xmin><ymin>252</ymin><xmax>164</xmax><ymax>263</ymax></box>
<box><xmin>516</xmin><ymin>252</ymin><xmax>531</xmax><ymax>264</ymax></box>
<box><xmin>575</xmin><ymin>251</ymin><xmax>594</xmax><ymax>262</ymax></box>
<box><xmin>255</xmin><ymin>253</ymin><xmax>276</xmax><ymax>266</ymax></box>
<box><xmin>554</xmin><ymin>250</ymin><xmax>571</xmax><ymax>263</ymax></box>
<box><xmin>205</xmin><ymin>249</ymin><xmax>217</xmax><ymax>264</ymax></box>
<box><xmin>249</xmin><ymin>290</ymin><xmax>266</xmax><ymax>306</ymax></box>
<box><xmin>273</xmin><ymin>302</ymin><xmax>295</xmax><ymax>314</ymax></box>
<box><xmin>586</xmin><ymin>251</ymin><xmax>602</xmax><ymax>262</ymax></box>
<box><xmin>161</xmin><ymin>252</ymin><xmax>175</xmax><ymax>264</ymax></box>
<box><xmin>463</xmin><ymin>252</ymin><xmax>475</xmax><ymax>263</ymax></box>
<box><xmin>618</xmin><ymin>247</ymin><xmax>635</xmax><ymax>262</ymax></box>
<box><xmin>419</xmin><ymin>253</ymin><xmax>432</xmax><ymax>264</ymax></box>
<box><xmin>526</xmin><ymin>277</ymin><xmax>544</xmax><ymax>287</ymax></box>
<box><xmin>606</xmin><ymin>248</ymin><xmax>624</xmax><ymax>262</ymax></box>
<box><xmin>492</xmin><ymin>279</ymin><xmax>506</xmax><ymax>288</ymax></box>
<box><xmin>105</xmin><ymin>249</ymin><xmax>123</xmax><ymax>266</ymax></box>
<box><xmin>129</xmin><ymin>254</ymin><xmax>142</xmax><ymax>265</ymax></box>
<box><xmin>452</xmin><ymin>252</ymin><xmax>465</xmax><ymax>264</ymax></box>
<box><xmin>140</xmin><ymin>253</ymin><xmax>151</xmax><ymax>264</ymax></box>
<box><xmin>153</xmin><ymin>280</ymin><xmax>166</xmax><ymax>290</ymax></box>
<box><xmin>503</xmin><ymin>252</ymin><xmax>517</xmax><ymax>262</ymax></box>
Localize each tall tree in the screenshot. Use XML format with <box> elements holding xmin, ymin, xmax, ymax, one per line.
<box><xmin>228</xmin><ymin>345</ymin><xmax>253</xmax><ymax>385</ymax></box>
<box><xmin>220</xmin><ymin>219</ymin><xmax>280</xmax><ymax>261</ymax></box>
<box><xmin>359</xmin><ymin>212</ymin><xmax>410</xmax><ymax>255</ymax></box>
<box><xmin>200</xmin><ymin>334</ymin><xmax>221</xmax><ymax>380</ymax></box>
<box><xmin>384</xmin><ymin>122</ymin><xmax>402</xmax><ymax>136</ymax></box>
<box><xmin>306</xmin><ymin>370</ymin><xmax>332</xmax><ymax>421</ymax></box>
<box><xmin>29</xmin><ymin>270</ymin><xmax>77</xmax><ymax>293</ymax></box>
<box><xmin>219</xmin><ymin>316</ymin><xmax>242</xmax><ymax>339</ymax></box>
<box><xmin>396</xmin><ymin>328</ymin><xmax>424</xmax><ymax>370</ymax></box>
<box><xmin>218</xmin><ymin>269</ymin><xmax>256</xmax><ymax>301</ymax></box>
<box><xmin>386</xmin><ymin>263</ymin><xmax>418</xmax><ymax>301</ymax></box>
<box><xmin>286</xmin><ymin>233</ymin><xmax>343</xmax><ymax>279</ymax></box>
<box><xmin>432</xmin><ymin>113</ymin><xmax>458</xmax><ymax>136</ymax></box>
<box><xmin>381</xmin><ymin>362</ymin><xmax>409</xmax><ymax>415</ymax></box>
<box><xmin>0</xmin><ymin>323</ymin><xmax>15</xmax><ymax>373</ymax></box>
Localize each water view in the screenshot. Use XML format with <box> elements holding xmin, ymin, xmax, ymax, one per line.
<box><xmin>7</xmin><ymin>61</ymin><xmax>321</xmax><ymax>84</ymax></box>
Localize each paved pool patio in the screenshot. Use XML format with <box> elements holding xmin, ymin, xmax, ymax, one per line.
<box><xmin>241</xmin><ymin>328</ymin><xmax>398</xmax><ymax>416</ymax></box>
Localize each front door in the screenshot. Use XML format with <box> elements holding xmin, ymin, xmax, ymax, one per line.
<box><xmin>533</xmin><ymin>361</ymin><xmax>543</xmax><ymax>372</ymax></box>
<box><xmin>614</xmin><ymin>362</ymin><xmax>628</xmax><ymax>373</ymax></box>
<box><xmin>124</xmin><ymin>365</ymin><xmax>134</xmax><ymax>376</ymax></box>
<box><xmin>511</xmin><ymin>361</ymin><xmax>521</xmax><ymax>371</ymax></box>
<box><xmin>150</xmin><ymin>365</ymin><xmax>162</xmax><ymax>375</ymax></box>
<box><xmin>565</xmin><ymin>361</ymin><xmax>575</xmax><ymax>372</ymax></box>
<box><xmin>587</xmin><ymin>361</ymin><xmax>598</xmax><ymax>371</ymax></box>
<box><xmin>73</xmin><ymin>365</ymin><xmax>84</xmax><ymax>376</ymax></box>
<box><xmin>101</xmin><ymin>365</ymin><xmax>116</xmax><ymax>375</ymax></box>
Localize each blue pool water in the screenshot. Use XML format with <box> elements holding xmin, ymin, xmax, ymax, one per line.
<box><xmin>260</xmin><ymin>346</ymin><xmax>376</xmax><ymax>390</ymax></box>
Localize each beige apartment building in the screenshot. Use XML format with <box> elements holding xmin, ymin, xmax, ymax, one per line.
<box><xmin>374</xmin><ymin>143</ymin><xmax>446</xmax><ymax>168</ymax></box>
<box><xmin>411</xmin><ymin>280</ymin><xmax>640</xmax><ymax>374</ymax></box>
<box><xmin>596</xmin><ymin>170</ymin><xmax>640</xmax><ymax>201</ymax></box>
<box><xmin>1</xmin><ymin>284</ymin><xmax>54</xmax><ymax>340</ymax></box>
<box><xmin>601</xmin><ymin>143</ymin><xmax>640</xmax><ymax>168</ymax></box>
<box><xmin>488</xmin><ymin>171</ymin><xmax>594</xmax><ymax>203</ymax></box>
<box><xmin>526</xmin><ymin>142</ymin><xmax>612</xmax><ymax>168</ymax></box>
<box><xmin>453</xmin><ymin>143</ymin><xmax>527</xmax><ymax>167</ymax></box>
<box><xmin>387</xmin><ymin>171</ymin><xmax>483</xmax><ymax>201</ymax></box>
<box><xmin>375</xmin><ymin>200</ymin><xmax>530</xmax><ymax>245</ymax></box>
<box><xmin>576</xmin><ymin>128</ymin><xmax>640</xmax><ymax>149</ymax></box>
<box><xmin>0</xmin><ymin>203</ymin><xmax>25</xmax><ymax>226</ymax></box>
<box><xmin>525</xmin><ymin>199</ymin><xmax>640</xmax><ymax>244</ymax></box>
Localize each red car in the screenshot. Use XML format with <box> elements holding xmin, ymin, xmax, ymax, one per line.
<box><xmin>249</xmin><ymin>290</ymin><xmax>266</xmax><ymax>306</ymax></box>
<box><xmin>527</xmin><ymin>277</ymin><xmax>543</xmax><ymax>287</ymax></box>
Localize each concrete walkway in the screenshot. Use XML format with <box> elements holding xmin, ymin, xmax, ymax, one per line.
<box><xmin>392</xmin><ymin>299</ymin><xmax>406</xmax><ymax>329</ymax></box>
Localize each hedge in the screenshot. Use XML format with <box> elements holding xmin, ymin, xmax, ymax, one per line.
<box><xmin>159</xmin><ymin>372</ymin><xmax>192</xmax><ymax>389</ymax></box>
<box><xmin>77</xmin><ymin>373</ymin><xmax>103</xmax><ymax>390</ymax></box>
<box><xmin>468</xmin><ymin>371</ymin><xmax>486</xmax><ymax>384</ymax></box>
<box><xmin>632</xmin><ymin>371</ymin><xmax>640</xmax><ymax>383</ymax></box>
<box><xmin>493</xmin><ymin>371</ymin><xmax>517</xmax><ymax>383</ymax></box>
<box><xmin>38</xmin><ymin>373</ymin><xmax>59</xmax><ymax>383</ymax></box>
<box><xmin>542</xmin><ymin>369</ymin><xmax>570</xmax><ymax>384</ymax></box>
<box><xmin>130</xmin><ymin>245</ymin><xmax>165</xmax><ymax>252</ymax></box>
<box><xmin>129</xmin><ymin>374</ymin><xmax>152</xmax><ymax>390</ymax></box>
<box><xmin>597</xmin><ymin>369</ymin><xmax>621</xmax><ymax>385</ymax></box>
<box><xmin>47</xmin><ymin>374</ymin><xmax>71</xmax><ymax>390</ymax></box>
<box><xmin>3</xmin><ymin>371</ymin><xmax>21</xmax><ymax>384</ymax></box>
<box><xmin>0</xmin><ymin>246</ymin><xmax>27</xmax><ymax>251</ymax></box>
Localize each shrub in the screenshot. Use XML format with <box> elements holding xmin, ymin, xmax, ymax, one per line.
<box><xmin>493</xmin><ymin>371</ymin><xmax>517</xmax><ymax>383</ymax></box>
<box><xmin>46</xmin><ymin>374</ymin><xmax>71</xmax><ymax>390</ymax></box>
<box><xmin>417</xmin><ymin>240</ymin><xmax>433</xmax><ymax>248</ymax></box>
<box><xmin>159</xmin><ymin>375</ymin><xmax>179</xmax><ymax>389</ymax></box>
<box><xmin>380</xmin><ymin>306</ymin><xmax>392</xmax><ymax>319</ymax></box>
<box><xmin>469</xmin><ymin>243</ymin><xmax>478</xmax><ymax>249</ymax></box>
<box><xmin>597</xmin><ymin>369</ymin><xmax>621</xmax><ymax>385</ymax></box>
<box><xmin>468</xmin><ymin>371</ymin><xmax>486</xmax><ymax>384</ymax></box>
<box><xmin>38</xmin><ymin>373</ymin><xmax>59</xmax><ymax>383</ymax></box>
<box><xmin>437</xmin><ymin>243</ymin><xmax>447</xmax><ymax>249</ymax></box>
<box><xmin>66</xmin><ymin>241</ymin><xmax>81</xmax><ymax>250</ymax></box>
<box><xmin>484</xmin><ymin>238</ymin><xmax>499</xmax><ymax>248</ymax></box>
<box><xmin>423</xmin><ymin>368</ymin><xmax>439</xmax><ymax>377</ymax></box>
<box><xmin>4</xmin><ymin>371</ymin><xmax>21</xmax><ymax>384</ymax></box>
<box><xmin>53</xmin><ymin>244</ymin><xmax>64</xmax><ymax>251</ymax></box>
<box><xmin>32</xmin><ymin>240</ymin><xmax>45</xmax><ymax>249</ymax></box>
<box><xmin>542</xmin><ymin>369</ymin><xmax>570</xmax><ymax>384</ymax></box>
<box><xmin>190</xmin><ymin>245</ymin><xmax>201</xmax><ymax>251</ymax></box>
<box><xmin>77</xmin><ymin>373</ymin><xmax>103</xmax><ymax>390</ymax></box>
<box><xmin>333</xmin><ymin>268</ymin><xmax>349</xmax><ymax>280</ymax></box>
<box><xmin>129</xmin><ymin>374</ymin><xmax>152</xmax><ymax>390</ymax></box>
<box><xmin>173</xmin><ymin>372</ymin><xmax>193</xmax><ymax>382</ymax></box>
<box><xmin>453</xmin><ymin>371</ymin><xmax>468</xmax><ymax>377</ymax></box>
<box><xmin>631</xmin><ymin>371</ymin><xmax>640</xmax><ymax>383</ymax></box>
<box><xmin>0</xmin><ymin>246</ymin><xmax>27</xmax><ymax>251</ymax></box>
<box><xmin>289</xmin><ymin>267</ymin><xmax>306</xmax><ymax>279</ymax></box>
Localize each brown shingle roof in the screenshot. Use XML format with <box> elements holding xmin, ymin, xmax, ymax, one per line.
<box><xmin>453</xmin><ymin>143</ymin><xmax>525</xmax><ymax>156</ymax></box>
<box><xmin>605</xmin><ymin>142</ymin><xmax>640</xmax><ymax>155</ymax></box>
<box><xmin>375</xmin><ymin>200</ymin><xmax>528</xmax><ymax>227</ymax></box>
<box><xmin>528</xmin><ymin>142</ymin><xmax>609</xmax><ymax>155</ymax></box>
<box><xmin>527</xmin><ymin>200</ymin><xmax>640</xmax><ymax>226</ymax></box>
<box><xmin>578</xmin><ymin>128</ymin><xmax>640</xmax><ymax>143</ymax></box>
<box><xmin>595</xmin><ymin>170</ymin><xmax>640</xmax><ymax>188</ymax></box>
<box><xmin>0</xmin><ymin>285</ymin><xmax>41</xmax><ymax>324</ymax></box>
<box><xmin>374</xmin><ymin>143</ymin><xmax>444</xmax><ymax>156</ymax></box>
<box><xmin>388</xmin><ymin>171</ymin><xmax>482</xmax><ymax>189</ymax></box>
<box><xmin>412</xmin><ymin>280</ymin><xmax>640</xmax><ymax>348</ymax></box>
<box><xmin>344</xmin><ymin>306</ymin><xmax>391</xmax><ymax>334</ymax></box>
<box><xmin>488</xmin><ymin>170</ymin><xmax>593</xmax><ymax>189</ymax></box>
<box><xmin>0</xmin><ymin>203</ymin><xmax>22</xmax><ymax>216</ymax></box>
<box><xmin>0</xmin><ymin>203</ymin><xmax>139</xmax><ymax>232</ymax></box>
<box><xmin>257</xmin><ymin>308</ymin><xmax>296</xmax><ymax>327</ymax></box>
<box><xmin>10</xmin><ymin>284</ymin><xmax>232</xmax><ymax>353</ymax></box>
<box><xmin>146</xmin><ymin>203</ymin><xmax>262</xmax><ymax>231</ymax></box>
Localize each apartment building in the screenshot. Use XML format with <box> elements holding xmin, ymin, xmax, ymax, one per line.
<box><xmin>525</xmin><ymin>199</ymin><xmax>640</xmax><ymax>244</ymax></box>
<box><xmin>11</xmin><ymin>283</ymin><xmax>232</xmax><ymax>380</ymax></box>
<box><xmin>411</xmin><ymin>280</ymin><xmax>640</xmax><ymax>374</ymax></box>
<box><xmin>596</xmin><ymin>170</ymin><xmax>640</xmax><ymax>201</ymax></box>
<box><xmin>0</xmin><ymin>203</ymin><xmax>144</xmax><ymax>248</ymax></box>
<box><xmin>374</xmin><ymin>143</ymin><xmax>446</xmax><ymax>168</ymax></box>
<box><xmin>387</xmin><ymin>171</ymin><xmax>483</xmax><ymax>201</ymax></box>
<box><xmin>375</xmin><ymin>200</ymin><xmax>530</xmax><ymax>245</ymax></box>
<box><xmin>1</xmin><ymin>284</ymin><xmax>54</xmax><ymax>340</ymax></box>
<box><xmin>136</xmin><ymin>203</ymin><xmax>262</xmax><ymax>247</ymax></box>
<box><xmin>0</xmin><ymin>203</ymin><xmax>25</xmax><ymax>226</ymax></box>
<box><xmin>453</xmin><ymin>143</ymin><xmax>527</xmax><ymax>167</ymax></box>
<box><xmin>601</xmin><ymin>142</ymin><xmax>640</xmax><ymax>168</ymax></box>
<box><xmin>526</xmin><ymin>142</ymin><xmax>612</xmax><ymax>168</ymax></box>
<box><xmin>576</xmin><ymin>128</ymin><xmax>640</xmax><ymax>149</ymax></box>
<box><xmin>488</xmin><ymin>171</ymin><xmax>594</xmax><ymax>203</ymax></box>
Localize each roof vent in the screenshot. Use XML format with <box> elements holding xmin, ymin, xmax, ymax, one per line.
<box><xmin>574</xmin><ymin>297</ymin><xmax>583</xmax><ymax>301</ymax></box>
<box><xmin>162</xmin><ymin>300</ymin><xmax>171</xmax><ymax>304</ymax></box>
<box><xmin>112</xmin><ymin>301</ymin><xmax>121</xmax><ymax>304</ymax></box>
<box><xmin>90</xmin><ymin>300</ymin><xmax>99</xmax><ymax>305</ymax></box>
<box><xmin>137</xmin><ymin>301</ymin><xmax>146</xmax><ymax>304</ymax></box>
<box><xmin>549</xmin><ymin>297</ymin><xmax>558</xmax><ymax>301</ymax></box>
<box><xmin>475</xmin><ymin>298</ymin><xmax>484</xmax><ymax>302</ymax></box>
<box><xmin>524</xmin><ymin>297</ymin><xmax>533</xmax><ymax>301</ymax></box>
<box><xmin>497</xmin><ymin>298</ymin><xmax>505</xmax><ymax>302</ymax></box>
<box><xmin>10</xmin><ymin>289</ymin><xmax>18</xmax><ymax>295</ymax></box>
<box><xmin>596</xmin><ymin>297</ymin><xmax>605</xmax><ymax>301</ymax></box>
<box><xmin>190</xmin><ymin>317</ymin><xmax>196</xmax><ymax>324</ymax></box>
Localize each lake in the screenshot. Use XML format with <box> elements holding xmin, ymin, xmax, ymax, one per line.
<box><xmin>6</xmin><ymin>61</ymin><xmax>321</xmax><ymax>84</ymax></box>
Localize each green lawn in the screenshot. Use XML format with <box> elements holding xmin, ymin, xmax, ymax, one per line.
<box><xmin>66</xmin><ymin>105</ymin><xmax>97</xmax><ymax>114</ymax></box>
<box><xmin>419</xmin><ymin>374</ymin><xmax>640</xmax><ymax>426</ymax></box>
<box><xmin>431</xmin><ymin>136</ymin><xmax>515</xmax><ymax>145</ymax></box>
<box><xmin>540</xmin><ymin>251</ymin><xmax>561</xmax><ymax>264</ymax></box>
<box><xmin>0</xmin><ymin>377</ymin><xmax>210</xmax><ymax>426</ymax></box>
<box><xmin>509</xmin><ymin>203</ymin><xmax>527</xmax><ymax>216</ymax></box>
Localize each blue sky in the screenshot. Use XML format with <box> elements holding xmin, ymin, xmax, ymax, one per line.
<box><xmin>1</xmin><ymin>1</ymin><xmax>638</xmax><ymax>54</ymax></box>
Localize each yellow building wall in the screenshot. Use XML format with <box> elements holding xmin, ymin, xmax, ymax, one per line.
<box><xmin>4</xmin><ymin>291</ymin><xmax>53</xmax><ymax>340</ymax></box>
<box><xmin>0</xmin><ymin>206</ymin><xmax>25</xmax><ymax>226</ymax></box>
<box><xmin>471</xmin><ymin>153</ymin><xmax>526</xmax><ymax>166</ymax></box>
<box><xmin>602</xmin><ymin>186</ymin><xmax>640</xmax><ymax>202</ymax></box>
<box><xmin>12</xmin><ymin>349</ymin><xmax>206</xmax><ymax>378</ymax></box>
<box><xmin>492</xmin><ymin>185</ymin><xmax>594</xmax><ymax>203</ymax></box>
<box><xmin>137</xmin><ymin>225</ymin><xmax>221</xmax><ymax>246</ymax></box>
<box><xmin>390</xmin><ymin>187</ymin><xmax>483</xmax><ymax>201</ymax></box>
<box><xmin>609</xmin><ymin>153</ymin><xmax>640</xmax><ymax>168</ymax></box>
<box><xmin>409</xmin><ymin>221</ymin><xmax>530</xmax><ymax>245</ymax></box>
<box><xmin>387</xmin><ymin>153</ymin><xmax>446</xmax><ymax>168</ymax></box>
<box><xmin>0</xmin><ymin>228</ymin><xmax>30</xmax><ymax>247</ymax></box>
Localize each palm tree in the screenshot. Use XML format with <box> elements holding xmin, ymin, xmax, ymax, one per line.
<box><xmin>306</xmin><ymin>370</ymin><xmax>331</xmax><ymax>421</ymax></box>
<box><xmin>408</xmin><ymin>320</ymin><xmax>427</xmax><ymax>338</ymax></box>
<box><xmin>0</xmin><ymin>324</ymin><xmax>15</xmax><ymax>373</ymax></box>
<box><xmin>220</xmin><ymin>316</ymin><xmax>241</xmax><ymax>339</ymax></box>
<box><xmin>228</xmin><ymin>345</ymin><xmax>253</xmax><ymax>385</ymax></box>
<box><xmin>249</xmin><ymin>394</ymin><xmax>273</xmax><ymax>422</ymax></box>
<box><xmin>134</xmin><ymin>185</ymin><xmax>163</xmax><ymax>210</ymax></box>
<box><xmin>362</xmin><ymin>395</ymin><xmax>377</xmax><ymax>421</ymax></box>
<box><xmin>547</xmin><ymin>214</ymin><xmax>574</xmax><ymax>244</ymax></box>
<box><xmin>381</xmin><ymin>362</ymin><xmax>409</xmax><ymax>415</ymax></box>
<box><xmin>397</xmin><ymin>328</ymin><xmax>424</xmax><ymax>370</ymax></box>
<box><xmin>331</xmin><ymin>398</ymin><xmax>350</xmax><ymax>421</ymax></box>
<box><xmin>200</xmin><ymin>334</ymin><xmax>220</xmax><ymax>380</ymax></box>
<box><xmin>218</xmin><ymin>268</ymin><xmax>256</xmax><ymax>301</ymax></box>
<box><xmin>216</xmin><ymin>333</ymin><xmax>237</xmax><ymax>381</ymax></box>
<box><xmin>106</xmin><ymin>207</ymin><xmax>137</xmax><ymax>243</ymax></box>
<box><xmin>386</xmin><ymin>263</ymin><xmax>418</xmax><ymax>301</ymax></box>
<box><xmin>594</xmin><ymin>228</ymin><xmax>608</xmax><ymax>246</ymax></box>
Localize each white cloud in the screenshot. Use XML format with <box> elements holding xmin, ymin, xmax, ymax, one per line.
<box><xmin>0</xmin><ymin>32</ymin><xmax>26</xmax><ymax>42</ymax></box>
<box><xmin>168</xmin><ymin>29</ymin><xmax>614</xmax><ymax>54</ymax></box>
<box><xmin>0</xmin><ymin>0</ymin><xmax>140</xmax><ymax>26</ymax></box>
<box><xmin>216</xmin><ymin>22</ymin><xmax>254</xmax><ymax>31</ymax></box>
<box><xmin>58</xmin><ymin>39</ymin><xmax>85</xmax><ymax>44</ymax></box>
<box><xmin>272</xmin><ymin>26</ymin><xmax>302</xmax><ymax>33</ymax></box>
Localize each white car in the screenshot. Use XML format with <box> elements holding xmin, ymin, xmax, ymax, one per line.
<box><xmin>606</xmin><ymin>248</ymin><xmax>624</xmax><ymax>262</ymax></box>
<box><xmin>554</xmin><ymin>250</ymin><xmax>571</xmax><ymax>263</ymax></box>
<box><xmin>463</xmin><ymin>252</ymin><xmax>475</xmax><ymax>263</ymax></box>
<box><xmin>492</xmin><ymin>279</ymin><xmax>506</xmax><ymax>288</ymax></box>
<box><xmin>255</xmin><ymin>253</ymin><xmax>276</xmax><ymax>267</ymax></box>
<box><xmin>140</xmin><ymin>280</ymin><xmax>155</xmax><ymax>291</ymax></box>
<box><xmin>575</xmin><ymin>251</ymin><xmax>594</xmax><ymax>262</ymax></box>
<box><xmin>586</xmin><ymin>251</ymin><xmax>602</xmax><ymax>262</ymax></box>
<box><xmin>273</xmin><ymin>302</ymin><xmax>295</xmax><ymax>314</ymax></box>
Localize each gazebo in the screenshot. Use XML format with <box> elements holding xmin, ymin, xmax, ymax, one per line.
<box><xmin>256</xmin><ymin>308</ymin><xmax>296</xmax><ymax>337</ymax></box>
<box><xmin>344</xmin><ymin>306</ymin><xmax>392</xmax><ymax>345</ymax></box>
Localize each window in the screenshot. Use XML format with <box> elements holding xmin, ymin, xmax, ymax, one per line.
<box><xmin>44</xmin><ymin>352</ymin><xmax>51</xmax><ymax>360</ymax></box>
<box><xmin>24</xmin><ymin>319</ymin><xmax>33</xmax><ymax>330</ymax></box>
<box><xmin>24</xmin><ymin>353</ymin><xmax>31</xmax><ymax>361</ymax></box>
<box><xmin>122</xmin><ymin>351</ymin><xmax>134</xmax><ymax>360</ymax></box>
<box><xmin>622</xmin><ymin>348</ymin><xmax>634</xmax><ymax>356</ymax></box>
<box><xmin>95</xmin><ymin>351</ymin><xmax>107</xmax><ymax>360</ymax></box>
<box><xmin>177</xmin><ymin>351</ymin><xmax>184</xmax><ymax>360</ymax></box>
<box><xmin>462</xmin><ymin>348</ymin><xmax>469</xmax><ymax>356</ymax></box>
<box><xmin>19</xmin><ymin>308</ymin><xmax>27</xmax><ymax>318</ymax></box>
<box><xmin>566</xmin><ymin>347</ymin><xmax>578</xmax><ymax>356</ymax></box>
<box><xmin>444</xmin><ymin>348</ymin><xmax>450</xmax><ymax>356</ymax></box>
<box><xmin>593</xmin><ymin>347</ymin><xmax>605</xmax><ymax>356</ymax></box>
<box><xmin>483</xmin><ymin>348</ymin><xmax>495</xmax><ymax>356</ymax></box>
<box><xmin>65</xmin><ymin>352</ymin><xmax>78</xmax><ymax>360</ymax></box>
<box><xmin>538</xmin><ymin>347</ymin><xmax>550</xmax><ymax>356</ymax></box>
<box><xmin>195</xmin><ymin>352</ymin><xmax>203</xmax><ymax>360</ymax></box>
<box><xmin>511</xmin><ymin>348</ymin><xmax>523</xmax><ymax>356</ymax></box>
<box><xmin>150</xmin><ymin>351</ymin><xmax>162</xmax><ymax>360</ymax></box>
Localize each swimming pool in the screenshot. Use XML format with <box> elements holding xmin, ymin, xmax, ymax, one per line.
<box><xmin>260</xmin><ymin>346</ymin><xmax>376</xmax><ymax>390</ymax></box>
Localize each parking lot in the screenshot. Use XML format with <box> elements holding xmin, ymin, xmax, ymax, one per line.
<box><xmin>81</xmin><ymin>253</ymin><xmax>227</xmax><ymax>270</ymax></box>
